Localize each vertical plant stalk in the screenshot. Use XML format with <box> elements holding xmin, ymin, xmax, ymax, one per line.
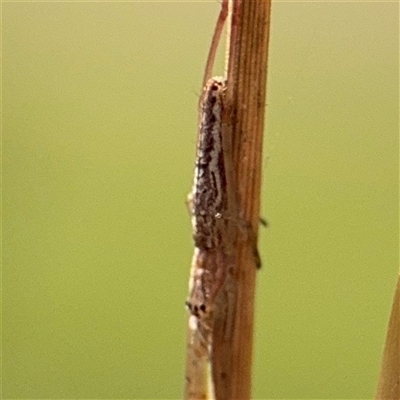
<box><xmin>184</xmin><ymin>1</ymin><xmax>272</xmax><ymax>399</ymax></box>
<box><xmin>211</xmin><ymin>1</ymin><xmax>272</xmax><ymax>399</ymax></box>
<box><xmin>375</xmin><ymin>274</ymin><xmax>400</xmax><ymax>400</ymax></box>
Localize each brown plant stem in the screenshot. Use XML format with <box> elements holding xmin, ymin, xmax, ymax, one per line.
<box><xmin>375</xmin><ymin>274</ymin><xmax>400</xmax><ymax>400</ymax></box>
<box><xmin>212</xmin><ymin>1</ymin><xmax>272</xmax><ymax>399</ymax></box>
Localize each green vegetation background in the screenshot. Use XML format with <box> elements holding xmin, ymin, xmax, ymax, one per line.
<box><xmin>2</xmin><ymin>1</ymin><xmax>398</xmax><ymax>399</ymax></box>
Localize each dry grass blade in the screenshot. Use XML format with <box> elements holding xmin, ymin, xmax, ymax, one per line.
<box><xmin>184</xmin><ymin>1</ymin><xmax>272</xmax><ymax>399</ymax></box>
<box><xmin>210</xmin><ymin>1</ymin><xmax>272</xmax><ymax>399</ymax></box>
<box><xmin>375</xmin><ymin>274</ymin><xmax>400</xmax><ymax>400</ymax></box>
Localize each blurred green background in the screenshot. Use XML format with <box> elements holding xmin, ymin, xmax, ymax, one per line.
<box><xmin>2</xmin><ymin>1</ymin><xmax>398</xmax><ymax>399</ymax></box>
